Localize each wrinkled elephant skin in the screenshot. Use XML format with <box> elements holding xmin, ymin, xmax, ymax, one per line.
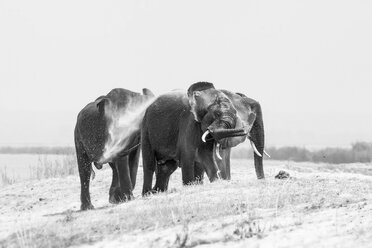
<box><xmin>141</xmin><ymin>82</ymin><xmax>263</xmax><ymax>196</ymax></box>
<box><xmin>74</xmin><ymin>88</ymin><xmax>154</xmax><ymax>210</ymax></box>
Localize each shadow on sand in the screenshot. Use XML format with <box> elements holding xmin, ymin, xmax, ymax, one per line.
<box><xmin>43</xmin><ymin>205</ymin><xmax>113</xmax><ymax>217</ymax></box>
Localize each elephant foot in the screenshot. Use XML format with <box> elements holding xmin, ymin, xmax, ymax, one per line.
<box><xmin>109</xmin><ymin>187</ymin><xmax>121</xmax><ymax>204</ymax></box>
<box><xmin>109</xmin><ymin>192</ymin><xmax>134</xmax><ymax>204</ymax></box>
<box><xmin>142</xmin><ymin>189</ymin><xmax>159</xmax><ymax>197</ymax></box>
<box><xmin>193</xmin><ymin>178</ymin><xmax>204</xmax><ymax>185</ymax></box>
<box><xmin>152</xmin><ymin>185</ymin><xmax>169</xmax><ymax>193</ymax></box>
<box><xmin>81</xmin><ymin>202</ymin><xmax>94</xmax><ymax>211</ymax></box>
<box><xmin>109</xmin><ymin>194</ymin><xmax>120</xmax><ymax>204</ymax></box>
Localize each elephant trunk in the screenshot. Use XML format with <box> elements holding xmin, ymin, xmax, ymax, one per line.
<box><xmin>210</xmin><ymin>128</ymin><xmax>247</xmax><ymax>141</ymax></box>
<box><xmin>201</xmin><ymin>128</ymin><xmax>246</xmax><ymax>143</ymax></box>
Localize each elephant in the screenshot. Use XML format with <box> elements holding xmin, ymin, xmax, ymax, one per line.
<box><xmin>199</xmin><ymin>89</ymin><xmax>268</xmax><ymax>181</ymax></box>
<box><xmin>74</xmin><ymin>88</ymin><xmax>154</xmax><ymax>210</ymax></box>
<box><xmin>141</xmin><ymin>82</ymin><xmax>266</xmax><ymax>196</ymax></box>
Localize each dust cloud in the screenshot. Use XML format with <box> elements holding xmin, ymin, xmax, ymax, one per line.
<box><xmin>99</xmin><ymin>96</ymin><xmax>156</xmax><ymax>163</ymax></box>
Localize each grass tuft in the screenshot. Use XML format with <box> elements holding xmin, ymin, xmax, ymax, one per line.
<box><xmin>28</xmin><ymin>155</ymin><xmax>77</xmax><ymax>180</ymax></box>
<box><xmin>0</xmin><ymin>166</ymin><xmax>15</xmax><ymax>185</ymax></box>
<box><xmin>233</xmin><ymin>219</ymin><xmax>265</xmax><ymax>240</ymax></box>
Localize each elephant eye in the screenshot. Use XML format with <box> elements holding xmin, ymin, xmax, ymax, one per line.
<box><xmin>221</xmin><ymin>120</ymin><xmax>232</xmax><ymax>129</ymax></box>
<box><xmin>214</xmin><ymin>110</ymin><xmax>222</xmax><ymax>118</ymax></box>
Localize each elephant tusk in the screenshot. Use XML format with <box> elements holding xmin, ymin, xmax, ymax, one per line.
<box><xmin>264</xmin><ymin>150</ymin><xmax>271</xmax><ymax>158</ymax></box>
<box><xmin>212</xmin><ymin>142</ymin><xmax>222</xmax><ymax>179</ymax></box>
<box><xmin>250</xmin><ymin>140</ymin><xmax>262</xmax><ymax>157</ymax></box>
<box><xmin>202</xmin><ymin>130</ymin><xmax>210</xmax><ymax>143</ymax></box>
<box><xmin>91</xmin><ymin>165</ymin><xmax>96</xmax><ymax>180</ymax></box>
<box><xmin>216</xmin><ymin>170</ymin><xmax>221</xmax><ymax>179</ymax></box>
<box><xmin>216</xmin><ymin>143</ymin><xmax>222</xmax><ymax>160</ymax></box>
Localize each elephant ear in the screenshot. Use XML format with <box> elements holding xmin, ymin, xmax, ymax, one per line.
<box><xmin>142</xmin><ymin>88</ymin><xmax>155</xmax><ymax>97</ymax></box>
<box><xmin>245</xmin><ymin>111</ymin><xmax>257</xmax><ymax>131</ymax></box>
<box><xmin>96</xmin><ymin>96</ymin><xmax>110</xmax><ymax>114</ymax></box>
<box><xmin>188</xmin><ymin>91</ymin><xmax>203</xmax><ymax>122</ymax></box>
<box><xmin>225</xmin><ymin>91</ymin><xmax>257</xmax><ymax>133</ymax></box>
<box><xmin>187</xmin><ymin>82</ymin><xmax>215</xmax><ymax>122</ymax></box>
<box><xmin>235</xmin><ymin>105</ymin><xmax>256</xmax><ymax>133</ymax></box>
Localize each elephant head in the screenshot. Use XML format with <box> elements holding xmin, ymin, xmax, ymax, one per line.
<box><xmin>188</xmin><ymin>82</ymin><xmax>255</xmax><ymax>144</ymax></box>
<box><xmin>187</xmin><ymin>82</ymin><xmax>256</xmax><ymax>177</ymax></box>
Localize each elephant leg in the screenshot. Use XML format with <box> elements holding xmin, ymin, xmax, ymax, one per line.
<box><xmin>109</xmin><ymin>162</ymin><xmax>121</xmax><ymax>204</ymax></box>
<box><xmin>250</xmin><ymin>103</ymin><xmax>265</xmax><ymax>179</ymax></box>
<box><xmin>211</xmin><ymin>147</ymin><xmax>230</xmax><ymax>180</ymax></box>
<box><xmin>77</xmin><ymin>149</ymin><xmax>94</xmax><ymax>210</ymax></box>
<box><xmin>181</xmin><ymin>153</ymin><xmax>196</xmax><ymax>185</ymax></box>
<box><xmin>153</xmin><ymin>160</ymin><xmax>178</xmax><ymax>192</ymax></box>
<box><xmin>251</xmin><ymin>134</ymin><xmax>265</xmax><ymax>179</ymax></box>
<box><xmin>182</xmin><ymin>166</ymin><xmax>194</xmax><ymax>185</ymax></box>
<box><xmin>196</xmin><ymin>144</ymin><xmax>222</xmax><ymax>182</ymax></box>
<box><xmin>116</xmin><ymin>156</ymin><xmax>134</xmax><ymax>201</ymax></box>
<box><xmin>201</xmin><ymin>153</ymin><xmax>219</xmax><ymax>182</ymax></box>
<box><xmin>253</xmin><ymin>144</ymin><xmax>264</xmax><ymax>179</ymax></box>
<box><xmin>128</xmin><ymin>147</ymin><xmax>140</xmax><ymax>189</ymax></box>
<box><xmin>224</xmin><ymin>148</ymin><xmax>231</xmax><ymax>180</ymax></box>
<box><xmin>142</xmin><ymin>131</ymin><xmax>156</xmax><ymax>196</ymax></box>
<box><xmin>194</xmin><ymin>162</ymin><xmax>204</xmax><ymax>184</ymax></box>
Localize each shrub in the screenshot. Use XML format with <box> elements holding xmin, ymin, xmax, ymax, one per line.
<box><xmin>0</xmin><ymin>146</ymin><xmax>75</xmax><ymax>155</ymax></box>
<box><xmin>231</xmin><ymin>142</ymin><xmax>372</xmax><ymax>164</ymax></box>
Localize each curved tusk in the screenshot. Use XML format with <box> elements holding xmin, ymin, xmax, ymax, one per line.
<box><xmin>216</xmin><ymin>143</ymin><xmax>222</xmax><ymax>160</ymax></box>
<box><xmin>201</xmin><ymin>130</ymin><xmax>210</xmax><ymax>143</ymax></box>
<box><xmin>91</xmin><ymin>165</ymin><xmax>96</xmax><ymax>180</ymax></box>
<box><xmin>264</xmin><ymin>150</ymin><xmax>271</xmax><ymax>158</ymax></box>
<box><xmin>216</xmin><ymin>170</ymin><xmax>221</xmax><ymax>179</ymax></box>
<box><xmin>212</xmin><ymin>142</ymin><xmax>221</xmax><ymax>179</ymax></box>
<box><xmin>250</xmin><ymin>140</ymin><xmax>262</xmax><ymax>157</ymax></box>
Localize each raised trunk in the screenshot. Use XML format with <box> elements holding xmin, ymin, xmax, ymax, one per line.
<box><xmin>211</xmin><ymin>128</ymin><xmax>246</xmax><ymax>140</ymax></box>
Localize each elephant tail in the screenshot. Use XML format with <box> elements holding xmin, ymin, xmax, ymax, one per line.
<box><xmin>117</xmin><ymin>143</ymin><xmax>141</xmax><ymax>157</ymax></box>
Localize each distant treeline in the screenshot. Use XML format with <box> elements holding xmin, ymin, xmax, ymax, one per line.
<box><xmin>1</xmin><ymin>142</ymin><xmax>372</xmax><ymax>164</ymax></box>
<box><xmin>0</xmin><ymin>146</ymin><xmax>75</xmax><ymax>155</ymax></box>
<box><xmin>231</xmin><ymin>142</ymin><xmax>372</xmax><ymax>164</ymax></box>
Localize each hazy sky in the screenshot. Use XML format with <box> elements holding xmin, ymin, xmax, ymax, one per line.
<box><xmin>1</xmin><ymin>0</ymin><xmax>371</xmax><ymax>148</ymax></box>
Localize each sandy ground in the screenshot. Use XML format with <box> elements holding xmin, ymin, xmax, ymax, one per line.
<box><xmin>1</xmin><ymin>160</ymin><xmax>372</xmax><ymax>247</ymax></box>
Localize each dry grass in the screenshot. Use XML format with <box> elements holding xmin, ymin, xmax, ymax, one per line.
<box><xmin>0</xmin><ymin>166</ymin><xmax>15</xmax><ymax>185</ymax></box>
<box><xmin>28</xmin><ymin>155</ymin><xmax>77</xmax><ymax>180</ymax></box>
<box><xmin>1</xmin><ymin>160</ymin><xmax>372</xmax><ymax>247</ymax></box>
<box><xmin>285</xmin><ymin>160</ymin><xmax>372</xmax><ymax>176</ymax></box>
<box><xmin>0</xmin><ymin>154</ymin><xmax>77</xmax><ymax>186</ymax></box>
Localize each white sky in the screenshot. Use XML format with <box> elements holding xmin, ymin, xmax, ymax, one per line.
<box><xmin>0</xmin><ymin>0</ymin><xmax>371</xmax><ymax>148</ymax></box>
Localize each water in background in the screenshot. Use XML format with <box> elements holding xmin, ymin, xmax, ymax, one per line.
<box><xmin>0</xmin><ymin>154</ymin><xmax>76</xmax><ymax>185</ymax></box>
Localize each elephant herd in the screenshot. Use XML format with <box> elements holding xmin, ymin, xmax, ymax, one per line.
<box><xmin>74</xmin><ymin>82</ymin><xmax>268</xmax><ymax>210</ymax></box>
